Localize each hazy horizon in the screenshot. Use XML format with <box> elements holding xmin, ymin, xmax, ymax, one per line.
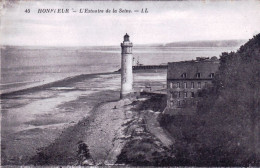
<box><xmin>1</xmin><ymin>39</ymin><xmax>247</xmax><ymax>47</ymax></box>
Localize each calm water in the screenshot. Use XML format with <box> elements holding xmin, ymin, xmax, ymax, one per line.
<box><xmin>0</xmin><ymin>45</ymin><xmax>239</xmax><ymax>92</ymax></box>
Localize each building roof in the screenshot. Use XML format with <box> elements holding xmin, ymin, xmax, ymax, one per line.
<box><xmin>167</xmin><ymin>60</ymin><xmax>220</xmax><ymax>80</ymax></box>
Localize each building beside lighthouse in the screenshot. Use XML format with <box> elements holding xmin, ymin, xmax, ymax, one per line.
<box><xmin>165</xmin><ymin>57</ymin><xmax>219</xmax><ymax>115</ymax></box>
<box><xmin>120</xmin><ymin>33</ymin><xmax>133</xmax><ymax>98</ymax></box>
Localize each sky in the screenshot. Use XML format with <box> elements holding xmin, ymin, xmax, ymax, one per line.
<box><xmin>1</xmin><ymin>0</ymin><xmax>260</xmax><ymax>46</ymax></box>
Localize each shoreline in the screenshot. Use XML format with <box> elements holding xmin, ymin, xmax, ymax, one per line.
<box><xmin>0</xmin><ymin>71</ymin><xmax>119</xmax><ymax>97</ymax></box>
<box><xmin>26</xmin><ymin>93</ymin><xmax>128</xmax><ymax>165</ymax></box>
<box><xmin>0</xmin><ymin>68</ymin><xmax>167</xmax><ymax>97</ymax></box>
<box><xmin>1</xmin><ymin>89</ymin><xmax>121</xmax><ymax>165</ymax></box>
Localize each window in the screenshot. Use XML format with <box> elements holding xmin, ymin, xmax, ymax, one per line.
<box><xmin>170</xmin><ymin>82</ymin><xmax>173</xmax><ymax>89</ymax></box>
<box><xmin>181</xmin><ymin>73</ymin><xmax>187</xmax><ymax>78</ymax></box>
<box><xmin>196</xmin><ymin>73</ymin><xmax>201</xmax><ymax>78</ymax></box>
<box><xmin>171</xmin><ymin>93</ymin><xmax>174</xmax><ymax>99</ymax></box>
<box><xmin>210</xmin><ymin>73</ymin><xmax>215</xmax><ymax>78</ymax></box>
<box><xmin>205</xmin><ymin>82</ymin><xmax>208</xmax><ymax>87</ymax></box>
<box><xmin>184</xmin><ymin>82</ymin><xmax>187</xmax><ymax>88</ymax></box>
<box><xmin>170</xmin><ymin>101</ymin><xmax>173</xmax><ymax>107</ymax></box>
<box><xmin>177</xmin><ymin>82</ymin><xmax>180</xmax><ymax>88</ymax></box>
<box><xmin>178</xmin><ymin>100</ymin><xmax>181</xmax><ymax>107</ymax></box>
<box><xmin>198</xmin><ymin>82</ymin><xmax>201</xmax><ymax>89</ymax></box>
<box><xmin>191</xmin><ymin>82</ymin><xmax>194</xmax><ymax>89</ymax></box>
<box><xmin>184</xmin><ymin>92</ymin><xmax>187</xmax><ymax>98</ymax></box>
<box><xmin>191</xmin><ymin>92</ymin><xmax>195</xmax><ymax>98</ymax></box>
<box><xmin>178</xmin><ymin>91</ymin><xmax>181</xmax><ymax>98</ymax></box>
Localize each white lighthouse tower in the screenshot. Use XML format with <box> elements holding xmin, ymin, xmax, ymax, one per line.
<box><xmin>120</xmin><ymin>33</ymin><xmax>133</xmax><ymax>98</ymax></box>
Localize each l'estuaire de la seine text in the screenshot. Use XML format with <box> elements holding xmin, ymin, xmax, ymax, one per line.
<box><xmin>24</xmin><ymin>8</ymin><xmax>149</xmax><ymax>14</ymax></box>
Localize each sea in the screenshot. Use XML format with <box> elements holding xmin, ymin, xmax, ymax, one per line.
<box><xmin>0</xmin><ymin>45</ymin><xmax>239</xmax><ymax>94</ymax></box>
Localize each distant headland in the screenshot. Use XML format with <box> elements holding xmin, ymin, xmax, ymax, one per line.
<box><xmin>158</xmin><ymin>39</ymin><xmax>246</xmax><ymax>47</ymax></box>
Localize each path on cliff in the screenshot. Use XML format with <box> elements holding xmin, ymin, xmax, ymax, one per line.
<box><xmin>143</xmin><ymin>110</ymin><xmax>173</xmax><ymax>147</ymax></box>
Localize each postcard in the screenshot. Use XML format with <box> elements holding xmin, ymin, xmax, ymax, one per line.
<box><xmin>1</xmin><ymin>0</ymin><xmax>260</xmax><ymax>166</ymax></box>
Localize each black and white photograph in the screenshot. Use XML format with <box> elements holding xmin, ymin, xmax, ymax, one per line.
<box><xmin>1</xmin><ymin>0</ymin><xmax>260</xmax><ymax>166</ymax></box>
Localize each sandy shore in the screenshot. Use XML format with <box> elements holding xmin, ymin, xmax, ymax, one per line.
<box><xmin>1</xmin><ymin>70</ymin><xmax>167</xmax><ymax>165</ymax></box>
<box><xmin>27</xmin><ymin>94</ymin><xmax>173</xmax><ymax>166</ymax></box>
<box><xmin>28</xmin><ymin>96</ymin><xmax>136</xmax><ymax>165</ymax></box>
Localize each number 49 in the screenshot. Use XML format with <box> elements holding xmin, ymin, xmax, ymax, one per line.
<box><xmin>25</xmin><ymin>9</ymin><xmax>30</xmax><ymax>13</ymax></box>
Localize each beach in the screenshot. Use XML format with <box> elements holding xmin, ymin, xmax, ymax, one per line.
<box><xmin>1</xmin><ymin>70</ymin><xmax>167</xmax><ymax>165</ymax></box>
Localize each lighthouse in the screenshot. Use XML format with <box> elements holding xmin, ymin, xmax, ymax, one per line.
<box><xmin>120</xmin><ymin>33</ymin><xmax>133</xmax><ymax>98</ymax></box>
